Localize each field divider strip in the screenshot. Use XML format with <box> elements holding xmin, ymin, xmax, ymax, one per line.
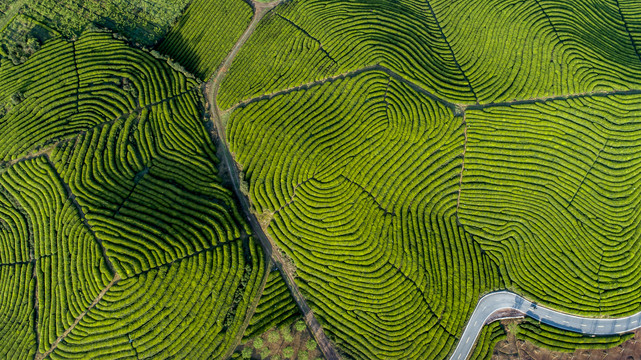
<box><xmin>35</xmin><ymin>274</ymin><xmax>121</xmax><ymax>360</ymax></box>
<box><xmin>43</xmin><ymin>154</ymin><xmax>119</xmax><ymax>278</ymax></box>
<box><xmin>205</xmin><ymin>2</ymin><xmax>342</xmax><ymax>359</ymax></box>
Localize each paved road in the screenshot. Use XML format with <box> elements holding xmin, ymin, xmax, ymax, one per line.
<box><xmin>450</xmin><ymin>291</ymin><xmax>641</xmax><ymax>360</ymax></box>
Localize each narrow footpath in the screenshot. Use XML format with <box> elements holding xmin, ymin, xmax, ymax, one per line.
<box><xmin>204</xmin><ymin>3</ymin><xmax>341</xmax><ymax>360</ymax></box>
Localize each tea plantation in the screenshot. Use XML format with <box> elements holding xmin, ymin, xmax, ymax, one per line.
<box><xmin>2</xmin><ymin>0</ymin><xmax>641</xmax><ymax>359</ymax></box>
<box><xmin>0</xmin><ymin>32</ymin><xmax>265</xmax><ymax>359</ymax></box>
<box><xmin>219</xmin><ymin>0</ymin><xmax>641</xmax><ymax>359</ymax></box>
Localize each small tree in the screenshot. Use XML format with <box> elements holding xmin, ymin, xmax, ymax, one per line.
<box><xmin>281</xmin><ymin>327</ymin><xmax>293</xmax><ymax>342</ymax></box>
<box><xmin>267</xmin><ymin>331</ymin><xmax>280</xmax><ymax>344</ymax></box>
<box><xmin>10</xmin><ymin>92</ymin><xmax>24</xmax><ymax>105</ymax></box>
<box><xmin>260</xmin><ymin>348</ymin><xmax>270</xmax><ymax>359</ymax></box>
<box><xmin>295</xmin><ymin>320</ymin><xmax>306</xmax><ymax>332</ymax></box>
<box><xmin>241</xmin><ymin>347</ymin><xmax>252</xmax><ymax>359</ymax></box>
<box><xmin>282</xmin><ymin>346</ymin><xmax>294</xmax><ymax>359</ymax></box>
<box><xmin>298</xmin><ymin>350</ymin><xmax>309</xmax><ymax>360</ymax></box>
<box><xmin>306</xmin><ymin>339</ymin><xmax>317</xmax><ymax>351</ymax></box>
<box><xmin>253</xmin><ymin>337</ymin><xmax>264</xmax><ymax>349</ymax></box>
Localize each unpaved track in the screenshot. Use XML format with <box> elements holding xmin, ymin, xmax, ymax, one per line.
<box><xmin>450</xmin><ymin>291</ymin><xmax>641</xmax><ymax>360</ymax></box>
<box><xmin>205</xmin><ymin>5</ymin><xmax>641</xmax><ymax>360</ymax></box>
<box><xmin>205</xmin><ymin>3</ymin><xmax>341</xmax><ymax>360</ymax></box>
<box><xmin>35</xmin><ymin>274</ymin><xmax>121</xmax><ymax>360</ymax></box>
<box><xmin>0</xmin><ymin>0</ymin><xmax>26</xmax><ymax>32</ymax></box>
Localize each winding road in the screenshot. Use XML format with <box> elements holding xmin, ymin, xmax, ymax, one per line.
<box><xmin>204</xmin><ymin>3</ymin><xmax>641</xmax><ymax>360</ymax></box>
<box><xmin>450</xmin><ymin>291</ymin><xmax>641</xmax><ymax>360</ymax></box>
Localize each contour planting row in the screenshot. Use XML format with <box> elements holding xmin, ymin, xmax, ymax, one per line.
<box><xmin>243</xmin><ymin>270</ymin><xmax>299</xmax><ymax>339</ymax></box>
<box><xmin>430</xmin><ymin>0</ymin><xmax>641</xmax><ymax>103</ymax></box>
<box><xmin>1</xmin><ymin>157</ymin><xmax>113</xmax><ymax>354</ymax></box>
<box><xmin>618</xmin><ymin>0</ymin><xmax>641</xmax><ymax>54</ymax></box>
<box><xmin>227</xmin><ymin>70</ymin><xmax>502</xmax><ymax>359</ymax></box>
<box><xmin>0</xmin><ymin>32</ymin><xmax>198</xmax><ymax>161</ymax></box>
<box><xmin>468</xmin><ymin>322</ymin><xmax>505</xmax><ymax>360</ymax></box>
<box><xmin>0</xmin><ymin>33</ymin><xmax>267</xmax><ymax>359</ymax></box>
<box><xmin>219</xmin><ymin>0</ymin><xmax>641</xmax><ymax>109</ymax></box>
<box><xmin>515</xmin><ymin>318</ymin><xmax>634</xmax><ymax>353</ymax></box>
<box><xmin>0</xmin><ymin>189</ymin><xmax>30</xmax><ymax>264</ymax></box>
<box><xmin>0</xmin><ymin>264</ymin><xmax>36</xmax><ymax>358</ymax></box>
<box><xmin>217</xmin><ymin>0</ymin><xmax>476</xmax><ymax>109</ymax></box>
<box><xmin>50</xmin><ymin>91</ymin><xmax>249</xmax><ymax>277</ymax></box>
<box><xmin>50</xmin><ymin>239</ymin><xmax>265</xmax><ymax>360</ymax></box>
<box><xmin>156</xmin><ymin>0</ymin><xmax>253</xmax><ymax>80</ymax></box>
<box><xmin>460</xmin><ymin>95</ymin><xmax>641</xmax><ymax>316</ymax></box>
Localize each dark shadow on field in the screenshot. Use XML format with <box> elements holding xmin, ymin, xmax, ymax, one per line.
<box><xmin>154</xmin><ymin>18</ymin><xmax>207</xmax><ymax>81</ymax></box>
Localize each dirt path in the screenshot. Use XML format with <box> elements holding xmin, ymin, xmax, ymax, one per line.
<box><xmin>205</xmin><ymin>3</ymin><xmax>341</xmax><ymax>360</ymax></box>
<box><xmin>0</xmin><ymin>0</ymin><xmax>26</xmax><ymax>32</ymax></box>
<box><xmin>221</xmin><ymin>257</ymin><xmax>272</xmax><ymax>360</ymax></box>
<box><xmin>222</xmin><ymin>62</ymin><xmax>641</xmax><ymax>115</ymax></box>
<box><xmin>35</xmin><ymin>273</ymin><xmax>121</xmax><ymax>360</ymax></box>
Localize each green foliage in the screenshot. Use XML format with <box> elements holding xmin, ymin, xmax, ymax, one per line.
<box><xmin>281</xmin><ymin>327</ymin><xmax>293</xmax><ymax>342</ymax></box>
<box><xmin>254</xmin><ymin>337</ymin><xmax>264</xmax><ymax>350</ymax></box>
<box><xmin>156</xmin><ymin>0</ymin><xmax>252</xmax><ymax>80</ymax></box>
<box><xmin>217</xmin><ymin>0</ymin><xmax>477</xmax><ymax>109</ymax></box>
<box><xmin>294</xmin><ymin>320</ymin><xmax>306</xmax><ymax>332</ymax></box>
<box><xmin>243</xmin><ymin>270</ymin><xmax>300</xmax><ymax>339</ymax></box>
<box><xmin>282</xmin><ymin>346</ymin><xmax>294</xmax><ymax>358</ymax></box>
<box><xmin>9</xmin><ymin>91</ymin><xmax>23</xmax><ymax>104</ymax></box>
<box><xmin>1</xmin><ymin>158</ymin><xmax>113</xmax><ymax>352</ymax></box>
<box><xmin>462</xmin><ymin>96</ymin><xmax>641</xmax><ymax>315</ymax></box>
<box><xmin>260</xmin><ymin>347</ymin><xmax>271</xmax><ymax>358</ymax></box>
<box><xmin>469</xmin><ymin>322</ymin><xmax>506</xmax><ymax>360</ymax></box>
<box><xmin>241</xmin><ymin>347</ymin><xmax>252</xmax><ymax>359</ymax></box>
<box><xmin>0</xmin><ymin>265</ymin><xmax>36</xmax><ymax>358</ymax></box>
<box><xmin>0</xmin><ymin>31</ymin><xmax>265</xmax><ymax>359</ymax></box>
<box><xmin>22</xmin><ymin>0</ymin><xmax>190</xmax><ymax>45</ymax></box>
<box><xmin>0</xmin><ymin>14</ymin><xmax>54</xmax><ymax>65</ymax></box>
<box><xmin>226</xmin><ymin>71</ymin><xmax>501</xmax><ymax>359</ymax></box>
<box><xmin>306</xmin><ymin>339</ymin><xmax>317</xmax><ymax>351</ymax></box>
<box><xmin>267</xmin><ymin>331</ymin><xmax>281</xmax><ymax>344</ymax></box>
<box><xmin>516</xmin><ymin>318</ymin><xmax>634</xmax><ymax>353</ymax></box>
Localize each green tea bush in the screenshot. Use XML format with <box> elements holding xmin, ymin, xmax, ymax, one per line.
<box><xmin>157</xmin><ymin>0</ymin><xmax>252</xmax><ymax>80</ymax></box>
<box><xmin>0</xmin><ymin>31</ymin><xmax>266</xmax><ymax>360</ymax></box>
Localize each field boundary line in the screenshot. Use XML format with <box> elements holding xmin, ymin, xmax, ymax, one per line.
<box><xmin>35</xmin><ymin>274</ymin><xmax>121</xmax><ymax>360</ymax></box>
<box><xmin>205</xmin><ymin>2</ymin><xmax>342</xmax><ymax>359</ymax></box>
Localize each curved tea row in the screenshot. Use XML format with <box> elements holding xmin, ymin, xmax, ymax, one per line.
<box><xmin>0</xmin><ymin>33</ymin><xmax>265</xmax><ymax>359</ymax></box>
<box><xmin>227</xmin><ymin>70</ymin><xmax>502</xmax><ymax>359</ymax></box>
<box><xmin>157</xmin><ymin>0</ymin><xmax>253</xmax><ymax>80</ymax></box>
<box><xmin>219</xmin><ymin>0</ymin><xmax>641</xmax><ymax>109</ymax></box>
<box><xmin>461</xmin><ymin>95</ymin><xmax>641</xmax><ymax>316</ymax></box>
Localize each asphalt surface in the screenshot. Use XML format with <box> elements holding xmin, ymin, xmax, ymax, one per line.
<box><xmin>450</xmin><ymin>291</ymin><xmax>641</xmax><ymax>360</ymax></box>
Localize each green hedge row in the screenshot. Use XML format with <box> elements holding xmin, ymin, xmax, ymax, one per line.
<box><xmin>156</xmin><ymin>0</ymin><xmax>253</xmax><ymax>80</ymax></box>
<box><xmin>461</xmin><ymin>95</ymin><xmax>641</xmax><ymax>316</ymax></box>
<box><xmin>227</xmin><ymin>70</ymin><xmax>502</xmax><ymax>360</ymax></box>
<box><xmin>516</xmin><ymin>318</ymin><xmax>634</xmax><ymax>353</ymax></box>
<box><xmin>243</xmin><ymin>270</ymin><xmax>300</xmax><ymax>339</ymax></box>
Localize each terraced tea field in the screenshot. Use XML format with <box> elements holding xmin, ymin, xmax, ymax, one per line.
<box><xmin>0</xmin><ymin>32</ymin><xmax>266</xmax><ymax>359</ymax></box>
<box><xmin>4</xmin><ymin>0</ymin><xmax>641</xmax><ymax>359</ymax></box>
<box><xmin>157</xmin><ymin>0</ymin><xmax>253</xmax><ymax>80</ymax></box>
<box><xmin>214</xmin><ymin>0</ymin><xmax>641</xmax><ymax>359</ymax></box>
